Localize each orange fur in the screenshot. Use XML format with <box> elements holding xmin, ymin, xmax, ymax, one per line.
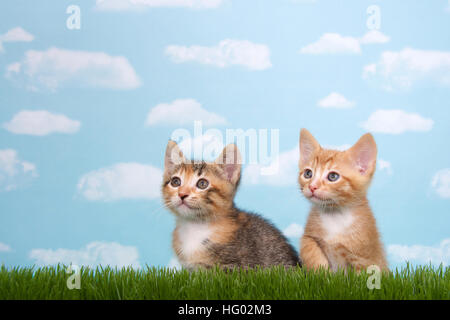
<box><xmin>208</xmin><ymin>216</ymin><xmax>240</xmax><ymax>244</ymax></box>
<box><xmin>298</xmin><ymin>129</ymin><xmax>388</xmax><ymax>272</ymax></box>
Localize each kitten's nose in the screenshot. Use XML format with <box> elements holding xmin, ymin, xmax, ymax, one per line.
<box><xmin>179</xmin><ymin>193</ymin><xmax>189</xmax><ymax>201</ymax></box>
<box><xmin>309</xmin><ymin>185</ymin><xmax>318</xmax><ymax>193</ymax></box>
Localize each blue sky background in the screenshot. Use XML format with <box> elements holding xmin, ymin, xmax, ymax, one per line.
<box><xmin>0</xmin><ymin>0</ymin><xmax>449</xmax><ymax>269</ymax></box>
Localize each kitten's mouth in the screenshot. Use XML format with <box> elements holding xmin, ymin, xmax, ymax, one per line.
<box><xmin>177</xmin><ymin>201</ymin><xmax>197</xmax><ymax>210</ymax></box>
<box><xmin>309</xmin><ymin>194</ymin><xmax>333</xmax><ymax>203</ymax></box>
<box><xmin>310</xmin><ymin>194</ymin><xmax>324</xmax><ymax>200</ymax></box>
<box><xmin>178</xmin><ymin>202</ymin><xmax>192</xmax><ymax>209</ymax></box>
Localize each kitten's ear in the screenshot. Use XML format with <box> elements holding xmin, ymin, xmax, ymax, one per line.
<box><xmin>215</xmin><ymin>144</ymin><xmax>242</xmax><ymax>185</ymax></box>
<box><xmin>164</xmin><ymin>140</ymin><xmax>186</xmax><ymax>172</ymax></box>
<box><xmin>348</xmin><ymin>133</ymin><xmax>377</xmax><ymax>175</ymax></box>
<box><xmin>299</xmin><ymin>129</ymin><xmax>320</xmax><ymax>167</ymax></box>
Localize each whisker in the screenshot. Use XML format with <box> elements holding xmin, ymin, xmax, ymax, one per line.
<box><xmin>148</xmin><ymin>203</ymin><xmax>171</xmax><ymax>220</ymax></box>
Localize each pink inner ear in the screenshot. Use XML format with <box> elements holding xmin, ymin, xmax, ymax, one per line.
<box><xmin>355</xmin><ymin>147</ymin><xmax>373</xmax><ymax>175</ymax></box>
<box><xmin>224</xmin><ymin>163</ymin><xmax>237</xmax><ymax>181</ymax></box>
<box><xmin>358</xmin><ymin>163</ymin><xmax>368</xmax><ymax>174</ymax></box>
<box><xmin>300</xmin><ymin>146</ymin><xmax>315</xmax><ymax>168</ymax></box>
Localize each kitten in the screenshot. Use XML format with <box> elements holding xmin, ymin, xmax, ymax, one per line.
<box><xmin>298</xmin><ymin>129</ymin><xmax>388</xmax><ymax>272</ymax></box>
<box><xmin>162</xmin><ymin>140</ymin><xmax>300</xmax><ymax>270</ymax></box>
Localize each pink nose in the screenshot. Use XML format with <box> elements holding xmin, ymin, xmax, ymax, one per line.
<box><xmin>309</xmin><ymin>185</ymin><xmax>318</xmax><ymax>193</ymax></box>
<box><xmin>179</xmin><ymin>193</ymin><xmax>189</xmax><ymax>200</ymax></box>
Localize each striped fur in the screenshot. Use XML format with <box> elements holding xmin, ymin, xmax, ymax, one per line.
<box><xmin>162</xmin><ymin>141</ymin><xmax>300</xmax><ymax>270</ymax></box>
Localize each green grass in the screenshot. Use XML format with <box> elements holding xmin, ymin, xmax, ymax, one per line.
<box><xmin>1</xmin><ymin>264</ymin><xmax>449</xmax><ymax>300</ymax></box>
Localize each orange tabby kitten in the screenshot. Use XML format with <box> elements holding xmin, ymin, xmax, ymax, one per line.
<box><xmin>298</xmin><ymin>129</ymin><xmax>388</xmax><ymax>272</ymax></box>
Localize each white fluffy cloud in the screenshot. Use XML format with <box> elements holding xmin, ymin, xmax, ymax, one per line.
<box><xmin>146</xmin><ymin>99</ymin><xmax>227</xmax><ymax>126</ymax></box>
<box><xmin>359</xmin><ymin>30</ymin><xmax>390</xmax><ymax>44</ymax></box>
<box><xmin>95</xmin><ymin>0</ymin><xmax>223</xmax><ymax>10</ymax></box>
<box><xmin>388</xmin><ymin>239</ymin><xmax>450</xmax><ymax>266</ymax></box>
<box><xmin>432</xmin><ymin>169</ymin><xmax>450</xmax><ymax>199</ymax></box>
<box><xmin>1</xmin><ymin>27</ymin><xmax>34</xmax><ymax>42</ymax></box>
<box><xmin>317</xmin><ymin>92</ymin><xmax>355</xmax><ymax>109</ymax></box>
<box><xmin>0</xmin><ymin>242</ymin><xmax>12</xmax><ymax>252</ymax></box>
<box><xmin>378</xmin><ymin>158</ymin><xmax>393</xmax><ymax>175</ymax></box>
<box><xmin>77</xmin><ymin>162</ymin><xmax>162</xmax><ymax>201</ymax></box>
<box><xmin>6</xmin><ymin>47</ymin><xmax>141</xmax><ymax>91</ymax></box>
<box><xmin>300</xmin><ymin>33</ymin><xmax>361</xmax><ymax>55</ymax></box>
<box><xmin>165</xmin><ymin>39</ymin><xmax>272</xmax><ymax>70</ymax></box>
<box><xmin>283</xmin><ymin>223</ymin><xmax>304</xmax><ymax>238</ymax></box>
<box><xmin>363</xmin><ymin>48</ymin><xmax>450</xmax><ymax>90</ymax></box>
<box><xmin>362</xmin><ymin>63</ymin><xmax>377</xmax><ymax>78</ymax></box>
<box><xmin>360</xmin><ymin>109</ymin><xmax>433</xmax><ymax>134</ymax></box>
<box><xmin>3</xmin><ymin>110</ymin><xmax>80</xmax><ymax>136</ymax></box>
<box><xmin>0</xmin><ymin>149</ymin><xmax>37</xmax><ymax>191</ymax></box>
<box><xmin>29</xmin><ymin>241</ymin><xmax>140</xmax><ymax>268</ymax></box>
<box><xmin>244</xmin><ymin>146</ymin><xmax>298</xmax><ymax>186</ymax></box>
<box><xmin>0</xmin><ymin>27</ymin><xmax>34</xmax><ymax>53</ymax></box>
<box><xmin>300</xmin><ymin>30</ymin><xmax>390</xmax><ymax>55</ymax></box>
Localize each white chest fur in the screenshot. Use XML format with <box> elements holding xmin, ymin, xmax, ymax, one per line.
<box><xmin>320</xmin><ymin>209</ymin><xmax>354</xmax><ymax>241</ymax></box>
<box><xmin>176</xmin><ymin>220</ymin><xmax>212</xmax><ymax>258</ymax></box>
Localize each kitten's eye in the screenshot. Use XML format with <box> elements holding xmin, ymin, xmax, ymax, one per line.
<box><xmin>170</xmin><ymin>177</ymin><xmax>181</xmax><ymax>187</ymax></box>
<box><xmin>304</xmin><ymin>169</ymin><xmax>313</xmax><ymax>179</ymax></box>
<box><xmin>196</xmin><ymin>178</ymin><xmax>209</xmax><ymax>190</ymax></box>
<box><xmin>327</xmin><ymin>172</ymin><xmax>340</xmax><ymax>182</ymax></box>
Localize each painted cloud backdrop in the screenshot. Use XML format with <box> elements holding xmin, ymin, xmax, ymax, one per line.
<box><xmin>0</xmin><ymin>0</ymin><xmax>449</xmax><ymax>269</ymax></box>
